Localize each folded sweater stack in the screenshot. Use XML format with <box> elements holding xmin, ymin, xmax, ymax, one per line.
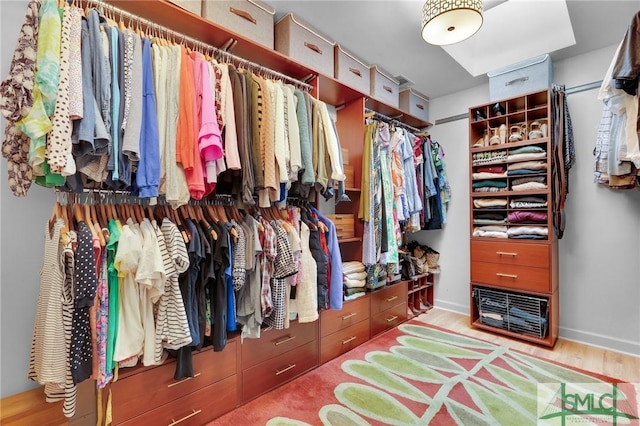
<box><xmin>342</xmin><ymin>261</ymin><xmax>366</xmax><ymax>300</ymax></box>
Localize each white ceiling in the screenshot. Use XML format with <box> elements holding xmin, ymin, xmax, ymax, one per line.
<box><xmin>265</xmin><ymin>0</ymin><xmax>639</xmax><ymax>99</ymax></box>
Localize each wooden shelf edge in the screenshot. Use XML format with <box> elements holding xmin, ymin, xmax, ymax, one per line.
<box><xmin>407</xmin><ymin>284</ymin><xmax>432</xmax><ymax>295</ymax></box>
<box><xmin>338</xmin><ymin>237</ymin><xmax>362</xmax><ymax>243</ymax></box>
<box><xmin>470</xmin><ymin>318</ymin><xmax>555</xmax><ymax>347</ymax></box>
<box><xmin>470</xmin><ymin>138</ymin><xmax>550</xmax><ymax>153</ymax></box>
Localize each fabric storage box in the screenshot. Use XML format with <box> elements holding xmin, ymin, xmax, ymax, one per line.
<box><xmin>167</xmin><ymin>0</ymin><xmax>201</xmax><ymax>15</ymax></box>
<box><xmin>202</xmin><ymin>0</ymin><xmax>275</xmax><ymax>49</ymax></box>
<box><xmin>326</xmin><ymin>214</ymin><xmax>355</xmax><ymax>240</ymax></box>
<box><xmin>334</xmin><ymin>44</ymin><xmax>370</xmax><ymax>95</ymax></box>
<box><xmin>370</xmin><ymin>65</ymin><xmax>399</xmax><ymax>107</ymax></box>
<box><xmin>399</xmin><ymin>89</ymin><xmax>429</xmax><ymax>122</ymax></box>
<box><xmin>488</xmin><ymin>54</ymin><xmax>553</xmax><ymax>102</ymax></box>
<box><xmin>275</xmin><ymin>13</ymin><xmax>335</xmax><ymax>76</ymax></box>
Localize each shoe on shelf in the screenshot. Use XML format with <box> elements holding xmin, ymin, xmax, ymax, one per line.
<box><xmin>508</xmin><ymin>125</ymin><xmax>523</xmax><ymax>142</ymax></box>
<box><xmin>474</xmin><ymin>109</ymin><xmax>487</xmax><ymax>121</ymax></box>
<box><xmin>419</xmin><ymin>298</ymin><xmax>432</xmax><ymax>312</ymax></box>
<box><xmin>492</xmin><ymin>103</ymin><xmax>506</xmax><ymax>116</ymax></box>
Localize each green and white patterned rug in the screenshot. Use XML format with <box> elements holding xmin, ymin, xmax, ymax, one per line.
<box><xmin>213</xmin><ymin>320</ymin><xmax>638</xmax><ymax>425</ymax></box>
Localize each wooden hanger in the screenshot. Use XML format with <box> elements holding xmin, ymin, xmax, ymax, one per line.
<box><xmin>84</xmin><ymin>203</ymin><xmax>98</xmax><ymax>239</ymax></box>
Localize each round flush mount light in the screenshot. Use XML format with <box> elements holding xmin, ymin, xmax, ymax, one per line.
<box><xmin>421</xmin><ymin>0</ymin><xmax>484</xmax><ymax>46</ymax></box>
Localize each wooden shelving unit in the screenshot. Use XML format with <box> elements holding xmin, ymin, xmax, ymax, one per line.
<box><xmin>468</xmin><ymin>90</ymin><xmax>559</xmax><ymax>348</ymax></box>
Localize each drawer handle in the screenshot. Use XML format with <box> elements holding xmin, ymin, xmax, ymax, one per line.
<box><xmin>386</xmin><ymin>315</ymin><xmax>399</xmax><ymax>323</ymax></box>
<box><xmin>383</xmin><ymin>85</ymin><xmax>393</xmax><ymax>93</ymax></box>
<box><xmin>168</xmin><ymin>409</ymin><xmax>202</xmax><ymax>426</ymax></box>
<box><xmin>496</xmin><ymin>251</ymin><xmax>518</xmax><ymax>257</ymax></box>
<box><xmin>342</xmin><ymin>312</ymin><xmax>358</xmax><ymax>320</ymax></box>
<box><xmin>342</xmin><ymin>336</ymin><xmax>357</xmax><ymax>345</ymax></box>
<box><xmin>348</xmin><ymin>67</ymin><xmax>362</xmax><ymax>77</ymax></box>
<box><xmin>274</xmin><ymin>335</ymin><xmax>296</xmax><ymax>346</ymax></box>
<box><xmin>304</xmin><ymin>42</ymin><xmax>323</xmax><ymax>55</ymax></box>
<box><xmin>229</xmin><ymin>7</ymin><xmax>256</xmax><ymax>24</ymax></box>
<box><xmin>275</xmin><ymin>364</ymin><xmax>297</xmax><ymax>376</ymax></box>
<box><xmin>505</xmin><ymin>76</ymin><xmax>529</xmax><ymax>86</ymax></box>
<box><xmin>385</xmin><ymin>295</ymin><xmax>398</xmax><ymax>302</ymax></box>
<box><xmin>416</xmin><ymin>104</ymin><xmax>425</xmax><ymax>110</ymax></box>
<box><xmin>167</xmin><ymin>372</ymin><xmax>201</xmax><ymax>388</ymax></box>
<box><xmin>496</xmin><ymin>273</ymin><xmax>518</xmax><ymax>279</ymax></box>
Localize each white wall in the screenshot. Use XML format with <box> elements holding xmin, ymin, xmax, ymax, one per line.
<box><xmin>412</xmin><ymin>44</ymin><xmax>640</xmax><ymax>356</ymax></box>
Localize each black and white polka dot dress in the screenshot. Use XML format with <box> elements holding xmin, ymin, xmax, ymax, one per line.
<box><xmin>70</xmin><ymin>221</ymin><xmax>98</xmax><ymax>384</ymax></box>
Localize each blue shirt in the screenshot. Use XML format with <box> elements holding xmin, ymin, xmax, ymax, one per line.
<box><xmin>312</xmin><ymin>207</ymin><xmax>344</xmax><ymax>310</ymax></box>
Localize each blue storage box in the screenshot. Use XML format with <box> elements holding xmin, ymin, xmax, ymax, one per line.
<box><xmin>487</xmin><ymin>54</ymin><xmax>553</xmax><ymax>101</ymax></box>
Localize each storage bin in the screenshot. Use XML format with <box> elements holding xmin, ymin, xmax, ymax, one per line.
<box><xmin>275</xmin><ymin>13</ymin><xmax>335</xmax><ymax>77</ymax></box>
<box><xmin>473</xmin><ymin>286</ymin><xmax>549</xmax><ymax>339</ymax></box>
<box><xmin>326</xmin><ymin>214</ymin><xmax>355</xmax><ymax>240</ymax></box>
<box><xmin>399</xmin><ymin>89</ymin><xmax>429</xmax><ymax>122</ymax></box>
<box><xmin>167</xmin><ymin>0</ymin><xmax>201</xmax><ymax>15</ymax></box>
<box><xmin>487</xmin><ymin>54</ymin><xmax>553</xmax><ymax>102</ymax></box>
<box><xmin>334</xmin><ymin>44</ymin><xmax>370</xmax><ymax>95</ymax></box>
<box><xmin>202</xmin><ymin>0</ymin><xmax>275</xmax><ymax>49</ymax></box>
<box><xmin>370</xmin><ymin>65</ymin><xmax>399</xmax><ymax>108</ymax></box>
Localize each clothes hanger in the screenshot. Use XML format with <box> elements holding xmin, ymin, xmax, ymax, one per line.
<box><xmin>84</xmin><ymin>202</ymin><xmax>98</xmax><ymax>239</ymax></box>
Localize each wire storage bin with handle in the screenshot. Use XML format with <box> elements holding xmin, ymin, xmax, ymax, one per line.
<box><xmin>473</xmin><ymin>286</ymin><xmax>549</xmax><ymax>339</ymax></box>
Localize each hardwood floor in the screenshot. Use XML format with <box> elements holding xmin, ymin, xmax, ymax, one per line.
<box><xmin>415</xmin><ymin>308</ymin><xmax>640</xmax><ymax>383</ymax></box>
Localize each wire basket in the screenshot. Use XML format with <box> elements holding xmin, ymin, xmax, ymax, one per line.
<box><xmin>473</xmin><ymin>286</ymin><xmax>549</xmax><ymax>339</ymax></box>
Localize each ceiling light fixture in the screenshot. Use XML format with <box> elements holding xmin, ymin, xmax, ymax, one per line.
<box><xmin>421</xmin><ymin>0</ymin><xmax>484</xmax><ymax>46</ymax></box>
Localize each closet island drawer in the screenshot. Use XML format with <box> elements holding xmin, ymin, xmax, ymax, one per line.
<box><xmin>471</xmin><ymin>240</ymin><xmax>550</xmax><ymax>269</ymax></box>
<box><xmin>370</xmin><ymin>282</ymin><xmax>407</xmax><ymax>316</ymax></box>
<box><xmin>112</xmin><ymin>341</ymin><xmax>238</xmax><ymax>423</ymax></box>
<box><xmin>242</xmin><ymin>320</ymin><xmax>317</xmax><ymax>368</ymax></box>
<box><xmin>202</xmin><ymin>0</ymin><xmax>275</xmax><ymax>49</ymax></box>
<box><xmin>242</xmin><ymin>340</ymin><xmax>318</xmax><ymax>401</ymax></box>
<box><xmin>320</xmin><ymin>318</ymin><xmax>370</xmax><ymax>364</ymax></box>
<box><xmin>275</xmin><ymin>13</ymin><xmax>335</xmax><ymax>77</ymax></box>
<box><xmin>321</xmin><ymin>294</ymin><xmax>370</xmax><ymax>337</ymax></box>
<box><xmin>471</xmin><ymin>261</ymin><xmax>550</xmax><ymax>293</ymax></box>
<box><xmin>371</xmin><ymin>302</ymin><xmax>407</xmax><ymax>336</ymax></box>
<box><xmin>119</xmin><ymin>375</ymin><xmax>238</xmax><ymax>426</ymax></box>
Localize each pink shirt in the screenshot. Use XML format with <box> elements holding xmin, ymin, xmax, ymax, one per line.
<box><xmin>198</xmin><ymin>59</ymin><xmax>223</xmax><ymax>182</ymax></box>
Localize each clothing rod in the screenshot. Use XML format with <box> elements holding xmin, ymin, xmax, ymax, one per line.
<box><xmin>364</xmin><ymin>108</ymin><xmax>424</xmax><ymax>134</ymax></box>
<box><xmin>433</xmin><ymin>80</ymin><xmax>604</xmax><ymax>126</ymax></box>
<box><xmin>83</xmin><ymin>0</ymin><xmax>314</xmax><ymax>91</ymax></box>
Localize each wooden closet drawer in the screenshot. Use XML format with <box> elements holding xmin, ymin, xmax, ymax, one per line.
<box><xmin>370</xmin><ymin>282</ymin><xmax>407</xmax><ymax>316</ymax></box>
<box><xmin>320</xmin><ymin>318</ymin><xmax>370</xmax><ymax>364</ymax></box>
<box><xmin>119</xmin><ymin>375</ymin><xmax>238</xmax><ymax>426</ymax></box>
<box><xmin>112</xmin><ymin>341</ymin><xmax>238</xmax><ymax>423</ymax></box>
<box><xmin>325</xmin><ymin>214</ymin><xmax>355</xmax><ymax>239</ymax></box>
<box><xmin>471</xmin><ymin>240</ymin><xmax>550</xmax><ymax>269</ymax></box>
<box><xmin>242</xmin><ymin>340</ymin><xmax>318</xmax><ymax>402</ymax></box>
<box><xmin>471</xmin><ymin>261</ymin><xmax>550</xmax><ymax>293</ymax></box>
<box><xmin>321</xmin><ymin>295</ymin><xmax>370</xmax><ymax>337</ymax></box>
<box><xmin>371</xmin><ymin>303</ymin><xmax>407</xmax><ymax>336</ymax></box>
<box><xmin>242</xmin><ymin>320</ymin><xmax>317</xmax><ymax>368</ymax></box>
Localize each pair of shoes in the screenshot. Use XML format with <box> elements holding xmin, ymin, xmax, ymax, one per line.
<box><xmin>492</xmin><ymin>103</ymin><xmax>506</xmax><ymax>116</ymax></box>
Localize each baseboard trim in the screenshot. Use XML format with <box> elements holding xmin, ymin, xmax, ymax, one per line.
<box><xmin>433</xmin><ymin>300</ymin><xmax>468</xmax><ymax>315</ymax></box>
<box><xmin>559</xmin><ymin>326</ymin><xmax>640</xmax><ymax>358</ymax></box>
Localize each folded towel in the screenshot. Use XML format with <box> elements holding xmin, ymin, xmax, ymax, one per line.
<box><xmin>507</xmin><ymin>169</ymin><xmax>542</xmax><ymax>176</ymax></box>
<box><xmin>344</xmin><ymin>278</ymin><xmax>366</xmax><ymax>288</ymax></box>
<box><xmin>476</xmin><ymin>165</ymin><xmax>507</xmax><ymax>173</ymax></box>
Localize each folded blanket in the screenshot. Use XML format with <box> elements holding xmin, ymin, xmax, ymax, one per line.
<box><xmin>344</xmin><ymin>278</ymin><xmax>366</xmax><ymax>288</ymax></box>
<box><xmin>472</xmin><ymin>180</ymin><xmax>507</xmax><ymax>189</ymax></box>
<box><xmin>474</xmin><ymin>219</ymin><xmax>508</xmax><ymax>225</ymax></box>
<box><xmin>509</xmin><ymin>145</ymin><xmax>545</xmax><ymax>155</ymax></box>
<box><xmin>512</xmin><ymin>182</ymin><xmax>547</xmax><ymax>191</ymax></box>
<box><xmin>474</xmin><ymin>213</ymin><xmax>506</xmax><ymax>221</ymax></box>
<box><xmin>508</xmin><ymin>161</ymin><xmax>547</xmax><ymax>171</ymax></box>
<box><xmin>510</xmin><ymin>201</ymin><xmax>548</xmax><ymax>209</ymax></box>
<box><xmin>476</xmin><ymin>165</ymin><xmax>507</xmax><ymax>173</ymax></box>
<box><xmin>507</xmin><ymin>152</ymin><xmax>547</xmax><ymax>162</ymax></box>
<box><xmin>344</xmin><ymin>292</ymin><xmax>366</xmax><ymax>301</ymax></box>
<box><xmin>507</xmin><ymin>169</ymin><xmax>541</xmax><ymax>176</ymax></box>
<box><xmin>473</xmin><ymin>198</ymin><xmax>508</xmax><ymax>208</ymax></box>
<box><xmin>507</xmin><ymin>211</ymin><xmax>548</xmax><ymax>223</ymax></box>
<box><xmin>474</xmin><ymin>187</ymin><xmax>508</xmax><ymax>193</ymax></box>
<box><xmin>344</xmin><ymin>287</ymin><xmax>366</xmax><ymax>296</ymax></box>
<box><xmin>511</xmin><ymin>196</ymin><xmax>547</xmax><ymax>204</ymax></box>
<box><xmin>511</xmin><ymin>176</ymin><xmax>546</xmax><ymax>186</ymax></box>
<box><xmin>344</xmin><ymin>271</ymin><xmax>367</xmax><ymax>281</ymax></box>
<box><xmin>342</xmin><ymin>261</ymin><xmax>365</xmax><ymax>275</ymax></box>
<box><xmin>473</xmin><ymin>228</ymin><xmax>508</xmax><ymax>238</ymax></box>
<box><xmin>472</xmin><ymin>172</ymin><xmax>507</xmax><ymax>179</ymax></box>
<box><xmin>507</xmin><ymin>226</ymin><xmax>548</xmax><ymax>237</ymax></box>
